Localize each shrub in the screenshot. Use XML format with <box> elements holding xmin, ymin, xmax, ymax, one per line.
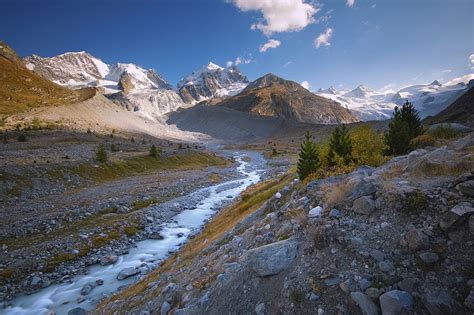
<box><xmin>290</xmin><ymin>289</ymin><xmax>303</xmax><ymax>304</ymax></box>
<box><xmin>410</xmin><ymin>134</ymin><xmax>436</xmax><ymax>149</ymax></box>
<box><xmin>401</xmin><ymin>190</ymin><xmax>427</xmax><ymax>215</ymax></box>
<box><xmin>95</xmin><ymin>144</ymin><xmax>108</xmax><ymax>163</ymax></box>
<box><xmin>297</xmin><ymin>131</ymin><xmax>320</xmax><ymax>180</ymax></box>
<box><xmin>149</xmin><ymin>144</ymin><xmax>160</xmax><ymax>158</ymax></box>
<box><xmin>124</xmin><ymin>226</ymin><xmax>138</xmax><ymax>236</ymax></box>
<box><xmin>17</xmin><ymin>134</ymin><xmax>27</xmax><ymax>142</ymax></box>
<box><xmin>350</xmin><ymin>125</ymin><xmax>387</xmax><ymax>166</ymax></box>
<box><xmin>428</xmin><ymin>125</ymin><xmax>460</xmax><ymax>139</ymax></box>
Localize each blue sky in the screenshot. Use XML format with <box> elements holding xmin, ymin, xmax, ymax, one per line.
<box><xmin>2</xmin><ymin>0</ymin><xmax>473</xmax><ymax>91</ymax></box>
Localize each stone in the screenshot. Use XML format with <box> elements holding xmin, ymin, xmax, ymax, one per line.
<box><xmin>370</xmin><ymin>249</ymin><xmax>386</xmax><ymax>262</ymax></box>
<box><xmin>403</xmin><ymin>229</ymin><xmax>425</xmax><ymax>251</ymax></box>
<box><xmin>366</xmin><ymin>288</ymin><xmax>382</xmax><ymax>300</ymax></box>
<box><xmin>161</xmin><ymin>301</ymin><xmax>171</xmax><ymax>315</ymax></box>
<box><xmin>30</xmin><ymin>275</ymin><xmax>42</xmax><ymax>286</ymax></box>
<box><xmin>378</xmin><ymin>261</ymin><xmax>394</xmax><ymax>273</ymax></box>
<box><xmin>350</xmin><ymin>292</ymin><xmax>380</xmax><ymax>315</ymax></box>
<box><xmin>80</xmin><ymin>282</ymin><xmax>97</xmax><ymax>295</ymax></box>
<box><xmin>324</xmin><ymin>277</ymin><xmax>341</xmax><ymax>286</ymax></box>
<box><xmin>347</xmin><ymin>177</ymin><xmax>377</xmax><ymax>201</ymax></box>
<box><xmin>379</xmin><ymin>290</ymin><xmax>413</xmax><ymax>315</ymax></box>
<box><xmin>255</xmin><ymin>302</ymin><xmax>266</xmax><ymax>315</ymax></box>
<box><xmin>424</xmin><ymin>289</ymin><xmax>457</xmax><ymax>314</ymax></box>
<box><xmin>275</xmin><ymin>192</ymin><xmax>282</xmax><ymax>199</ymax></box>
<box><xmin>310</xmin><ymin>293</ymin><xmax>320</xmax><ymax>301</ymax></box>
<box><xmin>440</xmin><ymin>203</ymin><xmax>474</xmax><ymax>231</ymax></box>
<box><xmin>418</xmin><ymin>252</ymin><xmax>439</xmax><ymax>265</ymax></box>
<box><xmin>456</xmin><ymin>180</ymin><xmax>474</xmax><ymax>197</ymax></box>
<box><xmin>353</xmin><ymin>196</ymin><xmax>376</xmax><ymax>215</ymax></box>
<box><xmin>465</xmin><ymin>287</ymin><xmax>474</xmax><ymax>310</ymax></box>
<box><xmin>117</xmin><ymin>267</ymin><xmax>140</xmax><ymax>280</ymax></box>
<box><xmin>199</xmin><ymin>291</ymin><xmax>210</xmax><ymax>307</ymax></box>
<box><xmin>99</xmin><ymin>254</ymin><xmax>118</xmax><ymax>266</ymax></box>
<box><xmin>308</xmin><ymin>206</ymin><xmax>323</xmax><ymax>218</ymax></box>
<box><xmin>247</xmin><ymin>239</ymin><xmax>298</xmax><ymax>277</ymax></box>
<box><xmin>358</xmin><ymin>278</ymin><xmax>372</xmax><ymax>291</ymax></box>
<box><xmin>329</xmin><ymin>208</ymin><xmax>342</xmax><ymax>218</ymax></box>
<box><xmin>68</xmin><ymin>308</ymin><xmax>86</xmax><ymax>315</ymax></box>
<box><xmin>397</xmin><ymin>278</ymin><xmax>419</xmax><ymax>294</ymax></box>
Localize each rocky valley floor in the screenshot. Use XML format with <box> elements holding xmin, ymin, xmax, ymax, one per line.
<box><xmin>97</xmin><ymin>133</ymin><xmax>474</xmax><ymax>315</ymax></box>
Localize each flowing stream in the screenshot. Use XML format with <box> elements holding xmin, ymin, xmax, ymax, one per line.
<box><xmin>4</xmin><ymin>152</ymin><xmax>266</xmax><ymax>315</ymax></box>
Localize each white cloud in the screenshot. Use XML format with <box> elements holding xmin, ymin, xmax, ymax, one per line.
<box><xmin>314</xmin><ymin>28</ymin><xmax>333</xmax><ymax>48</ymax></box>
<box><xmin>470</xmin><ymin>53</ymin><xmax>474</xmax><ymax>70</ymax></box>
<box><xmin>346</xmin><ymin>0</ymin><xmax>355</xmax><ymax>7</ymax></box>
<box><xmin>301</xmin><ymin>80</ymin><xmax>312</xmax><ymax>91</ymax></box>
<box><xmin>259</xmin><ymin>39</ymin><xmax>281</xmax><ymax>52</ymax></box>
<box><xmin>233</xmin><ymin>0</ymin><xmax>319</xmax><ymax>35</ymax></box>
<box><xmin>226</xmin><ymin>61</ymin><xmax>234</xmax><ymax>67</ymax></box>
<box><xmin>283</xmin><ymin>61</ymin><xmax>292</xmax><ymax>68</ymax></box>
<box><xmin>235</xmin><ymin>55</ymin><xmax>253</xmax><ymax>65</ymax></box>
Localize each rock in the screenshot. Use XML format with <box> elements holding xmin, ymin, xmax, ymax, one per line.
<box><xmin>366</xmin><ymin>288</ymin><xmax>382</xmax><ymax>300</ymax></box>
<box><xmin>149</xmin><ymin>232</ymin><xmax>164</xmax><ymax>240</ymax></box>
<box><xmin>469</xmin><ymin>216</ymin><xmax>474</xmax><ymax>234</ymax></box>
<box><xmin>353</xmin><ymin>196</ymin><xmax>376</xmax><ymax>215</ymax></box>
<box><xmin>403</xmin><ymin>229</ymin><xmax>425</xmax><ymax>251</ymax></box>
<box><xmin>30</xmin><ymin>275</ymin><xmax>42</xmax><ymax>286</ymax></box>
<box><xmin>145</xmin><ymin>216</ymin><xmax>154</xmax><ymax>223</ymax></box>
<box><xmin>200</xmin><ymin>291</ymin><xmax>210</xmax><ymax>307</ymax></box>
<box><xmin>378</xmin><ymin>260</ymin><xmax>394</xmax><ymax>273</ymax></box>
<box><xmin>418</xmin><ymin>252</ymin><xmax>439</xmax><ymax>265</ymax></box>
<box><xmin>80</xmin><ymin>282</ymin><xmax>97</xmax><ymax>295</ymax></box>
<box><xmin>347</xmin><ymin>177</ymin><xmax>377</xmax><ymax>201</ymax></box>
<box><xmin>465</xmin><ymin>287</ymin><xmax>474</xmax><ymax>310</ymax></box>
<box><xmin>370</xmin><ymin>250</ymin><xmax>386</xmax><ymax>262</ymax></box>
<box><xmin>397</xmin><ymin>278</ymin><xmax>419</xmax><ymax>294</ymax></box>
<box><xmin>117</xmin><ymin>267</ymin><xmax>140</xmax><ymax>280</ymax></box>
<box><xmin>310</xmin><ymin>293</ymin><xmax>320</xmax><ymax>301</ymax></box>
<box><xmin>275</xmin><ymin>192</ymin><xmax>282</xmax><ymax>199</ymax></box>
<box><xmin>308</xmin><ymin>206</ymin><xmax>323</xmax><ymax>218</ymax></box>
<box><xmin>68</xmin><ymin>308</ymin><xmax>86</xmax><ymax>315</ymax></box>
<box><xmin>324</xmin><ymin>277</ymin><xmax>341</xmax><ymax>286</ymax></box>
<box><xmin>379</xmin><ymin>290</ymin><xmax>414</xmax><ymax>315</ymax></box>
<box><xmin>456</xmin><ymin>180</ymin><xmax>474</xmax><ymax>197</ymax></box>
<box><xmin>100</xmin><ymin>254</ymin><xmax>118</xmax><ymax>266</ymax></box>
<box><xmin>358</xmin><ymin>278</ymin><xmax>372</xmax><ymax>291</ymax></box>
<box><xmin>161</xmin><ymin>301</ymin><xmax>171</xmax><ymax>315</ymax></box>
<box><xmin>329</xmin><ymin>208</ymin><xmax>342</xmax><ymax>218</ymax></box>
<box><xmin>424</xmin><ymin>289</ymin><xmax>458</xmax><ymax>314</ymax></box>
<box><xmin>439</xmin><ymin>203</ymin><xmax>474</xmax><ymax>231</ymax></box>
<box><xmin>350</xmin><ymin>292</ymin><xmax>380</xmax><ymax>315</ymax></box>
<box><xmin>255</xmin><ymin>302</ymin><xmax>266</xmax><ymax>315</ymax></box>
<box><xmin>247</xmin><ymin>239</ymin><xmax>298</xmax><ymax>277</ymax></box>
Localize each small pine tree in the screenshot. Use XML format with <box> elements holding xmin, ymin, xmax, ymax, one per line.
<box><xmin>95</xmin><ymin>144</ymin><xmax>108</xmax><ymax>163</ymax></box>
<box><xmin>385</xmin><ymin>100</ymin><xmax>423</xmax><ymax>155</ymax></box>
<box><xmin>297</xmin><ymin>131</ymin><xmax>320</xmax><ymax>180</ymax></box>
<box><xmin>131</xmin><ymin>137</ymin><xmax>135</xmax><ymax>143</ymax></box>
<box><xmin>328</xmin><ymin>124</ymin><xmax>352</xmax><ymax>165</ymax></box>
<box><xmin>149</xmin><ymin>144</ymin><xmax>159</xmax><ymax>158</ymax></box>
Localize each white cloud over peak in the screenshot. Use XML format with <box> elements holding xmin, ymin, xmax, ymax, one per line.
<box><xmin>314</xmin><ymin>28</ymin><xmax>333</xmax><ymax>48</ymax></box>
<box><xmin>226</xmin><ymin>54</ymin><xmax>253</xmax><ymax>67</ymax></box>
<box><xmin>283</xmin><ymin>61</ymin><xmax>292</xmax><ymax>68</ymax></box>
<box><xmin>259</xmin><ymin>39</ymin><xmax>281</xmax><ymax>52</ymax></box>
<box><xmin>301</xmin><ymin>80</ymin><xmax>312</xmax><ymax>91</ymax></box>
<box><xmin>233</xmin><ymin>0</ymin><xmax>319</xmax><ymax>35</ymax></box>
<box><xmin>346</xmin><ymin>0</ymin><xmax>355</xmax><ymax>7</ymax></box>
<box><xmin>226</xmin><ymin>60</ymin><xmax>234</xmax><ymax>67</ymax></box>
<box><xmin>470</xmin><ymin>53</ymin><xmax>474</xmax><ymax>70</ymax></box>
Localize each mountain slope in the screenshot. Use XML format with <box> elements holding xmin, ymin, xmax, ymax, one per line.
<box><xmin>23</xmin><ymin>51</ymin><xmax>184</xmax><ymax>117</ymax></box>
<box><xmin>0</xmin><ymin>42</ymin><xmax>94</xmax><ymax>115</ymax></box>
<box><xmin>178</xmin><ymin>62</ymin><xmax>248</xmax><ymax>103</ymax></box>
<box><xmin>424</xmin><ymin>86</ymin><xmax>474</xmax><ymax>127</ymax></box>
<box><xmin>216</xmin><ymin>74</ymin><xmax>358</xmax><ymax>124</ymax></box>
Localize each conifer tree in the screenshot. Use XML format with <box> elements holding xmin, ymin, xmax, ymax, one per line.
<box><xmin>95</xmin><ymin>144</ymin><xmax>108</xmax><ymax>163</ymax></box>
<box><xmin>385</xmin><ymin>100</ymin><xmax>423</xmax><ymax>155</ymax></box>
<box><xmin>328</xmin><ymin>124</ymin><xmax>353</xmax><ymax>165</ymax></box>
<box><xmin>149</xmin><ymin>144</ymin><xmax>159</xmax><ymax>158</ymax></box>
<box><xmin>297</xmin><ymin>131</ymin><xmax>320</xmax><ymax>180</ymax></box>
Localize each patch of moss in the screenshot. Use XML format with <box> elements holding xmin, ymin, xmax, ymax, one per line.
<box><xmin>290</xmin><ymin>289</ymin><xmax>303</xmax><ymax>304</ymax></box>
<box><xmin>132</xmin><ymin>198</ymin><xmax>158</xmax><ymax>211</ymax></box>
<box><xmin>402</xmin><ymin>190</ymin><xmax>427</xmax><ymax>215</ymax></box>
<box><xmin>124</xmin><ymin>226</ymin><xmax>139</xmax><ymax>236</ymax></box>
<box><xmin>0</xmin><ymin>266</ymin><xmax>14</xmax><ymax>280</ymax></box>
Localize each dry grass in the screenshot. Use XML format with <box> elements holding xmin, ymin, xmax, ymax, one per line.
<box><xmin>97</xmin><ymin>173</ymin><xmax>293</xmax><ymax>312</ymax></box>
<box><xmin>321</xmin><ymin>180</ymin><xmax>352</xmax><ymax>208</ymax></box>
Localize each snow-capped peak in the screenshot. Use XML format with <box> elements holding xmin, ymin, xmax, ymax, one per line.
<box><xmin>430</xmin><ymin>80</ymin><xmax>442</xmax><ymax>86</ymax></box>
<box><xmin>344</xmin><ymin>84</ymin><xmax>374</xmax><ymax>98</ymax></box>
<box><xmin>205</xmin><ymin>62</ymin><xmax>224</xmax><ymax>71</ymax></box>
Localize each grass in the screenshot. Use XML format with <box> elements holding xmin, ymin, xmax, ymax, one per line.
<box><xmin>0</xmin><ymin>172</ymin><xmax>33</xmax><ymax>198</ymax></box>
<box><xmin>131</xmin><ymin>198</ymin><xmax>158</xmax><ymax>211</ymax></box>
<box><xmin>53</xmin><ymin>151</ymin><xmax>229</xmax><ymax>184</ymax></box>
<box><xmin>97</xmin><ymin>173</ymin><xmax>293</xmax><ymax>312</ymax></box>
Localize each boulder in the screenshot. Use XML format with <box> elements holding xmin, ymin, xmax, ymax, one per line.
<box><xmin>353</xmin><ymin>196</ymin><xmax>376</xmax><ymax>215</ymax></box>
<box><xmin>418</xmin><ymin>252</ymin><xmax>439</xmax><ymax>265</ymax></box>
<box><xmin>308</xmin><ymin>206</ymin><xmax>323</xmax><ymax>218</ymax></box>
<box><xmin>379</xmin><ymin>290</ymin><xmax>413</xmax><ymax>315</ymax></box>
<box><xmin>99</xmin><ymin>254</ymin><xmax>118</xmax><ymax>266</ymax></box>
<box><xmin>439</xmin><ymin>203</ymin><xmax>474</xmax><ymax>231</ymax></box>
<box><xmin>402</xmin><ymin>228</ymin><xmax>426</xmax><ymax>251</ymax></box>
<box><xmin>117</xmin><ymin>267</ymin><xmax>140</xmax><ymax>280</ymax></box>
<box><xmin>255</xmin><ymin>302</ymin><xmax>266</xmax><ymax>315</ymax></box>
<box><xmin>247</xmin><ymin>239</ymin><xmax>298</xmax><ymax>277</ymax></box>
<box><xmin>347</xmin><ymin>177</ymin><xmax>378</xmax><ymax>201</ymax></box>
<box><xmin>350</xmin><ymin>292</ymin><xmax>380</xmax><ymax>315</ymax></box>
<box><xmin>161</xmin><ymin>301</ymin><xmax>171</xmax><ymax>315</ymax></box>
<box><xmin>80</xmin><ymin>282</ymin><xmax>97</xmax><ymax>295</ymax></box>
<box><xmin>68</xmin><ymin>308</ymin><xmax>86</xmax><ymax>315</ymax></box>
<box><xmin>456</xmin><ymin>180</ymin><xmax>474</xmax><ymax>198</ymax></box>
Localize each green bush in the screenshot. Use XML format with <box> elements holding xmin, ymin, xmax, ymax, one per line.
<box><xmin>350</xmin><ymin>125</ymin><xmax>387</xmax><ymax>166</ymax></box>
<box><xmin>95</xmin><ymin>144</ymin><xmax>108</xmax><ymax>163</ymax></box>
<box><xmin>149</xmin><ymin>144</ymin><xmax>160</xmax><ymax>158</ymax></box>
<box><xmin>428</xmin><ymin>125</ymin><xmax>460</xmax><ymax>139</ymax></box>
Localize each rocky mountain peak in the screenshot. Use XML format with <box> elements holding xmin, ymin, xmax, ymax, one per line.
<box><xmin>244</xmin><ymin>73</ymin><xmax>287</xmax><ymax>91</ymax></box>
<box><xmin>430</xmin><ymin>80</ymin><xmax>442</xmax><ymax>86</ymax></box>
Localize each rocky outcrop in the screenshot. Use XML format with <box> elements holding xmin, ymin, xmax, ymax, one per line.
<box><xmin>118</xmin><ymin>72</ymin><xmax>135</xmax><ymax>94</ymax></box>
<box><xmin>246</xmin><ymin>239</ymin><xmax>298</xmax><ymax>276</ymax></box>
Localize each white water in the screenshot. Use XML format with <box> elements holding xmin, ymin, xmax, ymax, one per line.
<box><xmin>4</xmin><ymin>153</ymin><xmax>264</xmax><ymax>315</ymax></box>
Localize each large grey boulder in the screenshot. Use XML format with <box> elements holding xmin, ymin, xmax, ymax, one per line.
<box><xmin>379</xmin><ymin>290</ymin><xmax>413</xmax><ymax>315</ymax></box>
<box><xmin>247</xmin><ymin>239</ymin><xmax>298</xmax><ymax>277</ymax></box>
<box><xmin>117</xmin><ymin>267</ymin><xmax>140</xmax><ymax>280</ymax></box>
<box><xmin>439</xmin><ymin>203</ymin><xmax>474</xmax><ymax>231</ymax></box>
<box><xmin>347</xmin><ymin>176</ymin><xmax>378</xmax><ymax>201</ymax></box>
<box><xmin>100</xmin><ymin>254</ymin><xmax>118</xmax><ymax>266</ymax></box>
<box><xmin>456</xmin><ymin>180</ymin><xmax>474</xmax><ymax>198</ymax></box>
<box><xmin>351</xmin><ymin>292</ymin><xmax>380</xmax><ymax>315</ymax></box>
<box><xmin>353</xmin><ymin>196</ymin><xmax>376</xmax><ymax>215</ymax></box>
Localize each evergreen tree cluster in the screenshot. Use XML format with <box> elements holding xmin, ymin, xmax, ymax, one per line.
<box><xmin>385</xmin><ymin>100</ymin><xmax>423</xmax><ymax>155</ymax></box>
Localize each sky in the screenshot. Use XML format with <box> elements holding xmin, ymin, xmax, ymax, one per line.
<box><xmin>2</xmin><ymin>0</ymin><xmax>473</xmax><ymax>91</ymax></box>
